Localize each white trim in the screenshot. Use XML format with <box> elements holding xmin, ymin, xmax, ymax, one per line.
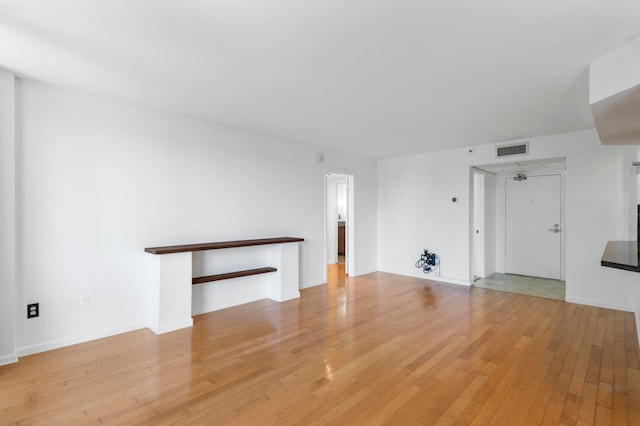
<box><xmin>565</xmin><ymin>296</ymin><xmax>634</xmax><ymax>313</ymax></box>
<box><xmin>351</xmin><ymin>268</ymin><xmax>378</xmax><ymax>277</ymax></box>
<box><xmin>377</xmin><ymin>268</ymin><xmax>471</xmax><ymax>286</ymax></box>
<box><xmin>300</xmin><ymin>279</ymin><xmax>326</xmax><ymax>289</ymax></box>
<box><xmin>322</xmin><ymin>172</ymin><xmax>327</xmax><ymax>284</ymax></box>
<box><xmin>429</xmin><ymin>275</ymin><xmax>472</xmax><ymax>287</ymax></box>
<box><xmin>149</xmin><ymin>318</ymin><xmax>193</xmax><ymax>335</ymax></box>
<box><xmin>347</xmin><ymin>175</ymin><xmax>356</xmax><ymax>277</ymax></box>
<box><xmin>0</xmin><ymin>353</ymin><xmax>18</xmax><ymax>366</ymax></box>
<box><xmin>16</xmin><ymin>322</ymin><xmax>147</xmax><ymax>357</ymax></box>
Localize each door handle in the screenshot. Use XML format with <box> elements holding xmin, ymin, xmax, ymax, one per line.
<box><xmin>548</xmin><ymin>224</ymin><xmax>561</xmax><ymax>233</ymax></box>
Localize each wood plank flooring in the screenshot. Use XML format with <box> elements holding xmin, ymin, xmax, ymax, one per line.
<box><xmin>1</xmin><ymin>265</ymin><xmax>639</xmax><ymax>425</ymax></box>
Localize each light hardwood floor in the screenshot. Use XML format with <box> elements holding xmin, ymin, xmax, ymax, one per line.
<box><xmin>1</xmin><ymin>265</ymin><xmax>639</xmax><ymax>425</ymax></box>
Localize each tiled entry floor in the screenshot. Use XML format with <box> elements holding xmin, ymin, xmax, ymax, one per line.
<box><xmin>473</xmin><ymin>273</ymin><xmax>565</xmax><ymax>301</ymax></box>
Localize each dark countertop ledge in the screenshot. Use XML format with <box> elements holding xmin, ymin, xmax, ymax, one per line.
<box><xmin>145</xmin><ymin>237</ymin><xmax>305</xmax><ymax>255</ymax></box>
<box><xmin>601</xmin><ymin>241</ymin><xmax>640</xmax><ymax>272</ymax></box>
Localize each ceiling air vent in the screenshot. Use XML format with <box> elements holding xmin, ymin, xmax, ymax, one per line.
<box><xmin>496</xmin><ymin>142</ymin><xmax>528</xmax><ymax>158</ymax></box>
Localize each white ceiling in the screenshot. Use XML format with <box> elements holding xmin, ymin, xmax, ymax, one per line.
<box><xmin>1</xmin><ymin>1</ymin><xmax>639</xmax><ymax>158</ymax></box>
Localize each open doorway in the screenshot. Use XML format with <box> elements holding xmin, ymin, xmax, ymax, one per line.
<box><xmin>326</xmin><ymin>172</ymin><xmax>355</xmax><ymax>280</ymax></box>
<box><xmin>471</xmin><ymin>158</ymin><xmax>566</xmax><ymax>301</ymax></box>
<box><xmin>471</xmin><ymin>169</ymin><xmax>496</xmax><ymax>282</ymax></box>
<box><xmin>473</xmin><ymin>172</ymin><xmax>485</xmax><ymax>281</ymax></box>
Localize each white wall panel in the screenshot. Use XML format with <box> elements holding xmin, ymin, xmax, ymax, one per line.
<box><xmin>13</xmin><ymin>80</ymin><xmax>377</xmax><ymax>355</ymax></box>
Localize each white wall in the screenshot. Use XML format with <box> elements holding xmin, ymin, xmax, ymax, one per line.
<box><xmin>590</xmin><ymin>34</ymin><xmax>640</xmax><ymax>104</ymax></box>
<box><xmin>11</xmin><ymin>79</ymin><xmax>377</xmax><ymax>356</ymax></box>
<box><xmin>378</xmin><ymin>148</ymin><xmax>474</xmax><ymax>285</ymax></box>
<box><xmin>564</xmin><ymin>140</ymin><xmax>638</xmax><ymax>310</ymax></box>
<box><xmin>0</xmin><ymin>71</ymin><xmax>17</xmax><ymax>365</ymax></box>
<box><xmin>378</xmin><ymin>129</ymin><xmax>639</xmax><ymax>313</ymax></box>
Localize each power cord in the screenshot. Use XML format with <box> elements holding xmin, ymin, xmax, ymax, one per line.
<box><xmin>415</xmin><ymin>249</ymin><xmax>440</xmax><ymax>276</ymax></box>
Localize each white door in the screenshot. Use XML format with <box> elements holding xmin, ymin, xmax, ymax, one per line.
<box><xmin>505</xmin><ymin>174</ymin><xmax>562</xmax><ymax>280</ymax></box>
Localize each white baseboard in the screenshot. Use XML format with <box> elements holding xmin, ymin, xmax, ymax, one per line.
<box><xmin>300</xmin><ymin>279</ymin><xmax>326</xmax><ymax>290</ymax></box>
<box><xmin>352</xmin><ymin>268</ymin><xmax>378</xmax><ymax>276</ymax></box>
<box><xmin>268</xmin><ymin>292</ymin><xmax>300</xmax><ymax>303</ymax></box>
<box><xmin>377</xmin><ymin>267</ymin><xmax>471</xmax><ymax>287</ymax></box>
<box><xmin>0</xmin><ymin>353</ymin><xmax>18</xmax><ymax>366</ymax></box>
<box><xmin>149</xmin><ymin>318</ymin><xmax>193</xmax><ymax>335</ymax></box>
<box><xmin>429</xmin><ymin>275</ymin><xmax>472</xmax><ymax>287</ymax></box>
<box><xmin>17</xmin><ymin>321</ymin><xmax>147</xmax><ymax>357</ymax></box>
<box><xmin>376</xmin><ymin>267</ymin><xmax>422</xmax><ymax>279</ymax></box>
<box><xmin>565</xmin><ymin>296</ymin><xmax>634</xmax><ymax>313</ymax></box>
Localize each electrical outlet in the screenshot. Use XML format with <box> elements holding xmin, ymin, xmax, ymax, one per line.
<box><xmin>80</xmin><ymin>296</ymin><xmax>90</xmax><ymax>309</ymax></box>
<box><xmin>27</xmin><ymin>303</ymin><xmax>39</xmax><ymax>318</ymax></box>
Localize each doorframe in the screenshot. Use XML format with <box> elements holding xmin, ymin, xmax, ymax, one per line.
<box><xmin>473</xmin><ymin>172</ymin><xmax>486</xmax><ymax>279</ymax></box>
<box><xmin>502</xmin><ymin>170</ymin><xmax>566</xmax><ymax>281</ymax></box>
<box><xmin>469</xmin><ymin>167</ymin><xmax>496</xmax><ymax>284</ymax></box>
<box><xmin>323</xmin><ymin>170</ymin><xmax>356</xmax><ymax>283</ymax></box>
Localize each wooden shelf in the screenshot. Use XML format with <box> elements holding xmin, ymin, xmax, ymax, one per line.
<box><xmin>145</xmin><ymin>237</ymin><xmax>304</xmax><ymax>255</ymax></box>
<box><xmin>192</xmin><ymin>267</ymin><xmax>277</xmax><ymax>285</ymax></box>
<box><xmin>147</xmin><ymin>236</ymin><xmax>302</xmax><ymax>333</ymax></box>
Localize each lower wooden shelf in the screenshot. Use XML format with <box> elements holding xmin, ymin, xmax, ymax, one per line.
<box><xmin>192</xmin><ymin>267</ymin><xmax>277</xmax><ymax>285</ymax></box>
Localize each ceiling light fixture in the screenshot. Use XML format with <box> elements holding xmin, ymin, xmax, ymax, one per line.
<box><xmin>513</xmin><ymin>173</ymin><xmax>527</xmax><ymax>181</ymax></box>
